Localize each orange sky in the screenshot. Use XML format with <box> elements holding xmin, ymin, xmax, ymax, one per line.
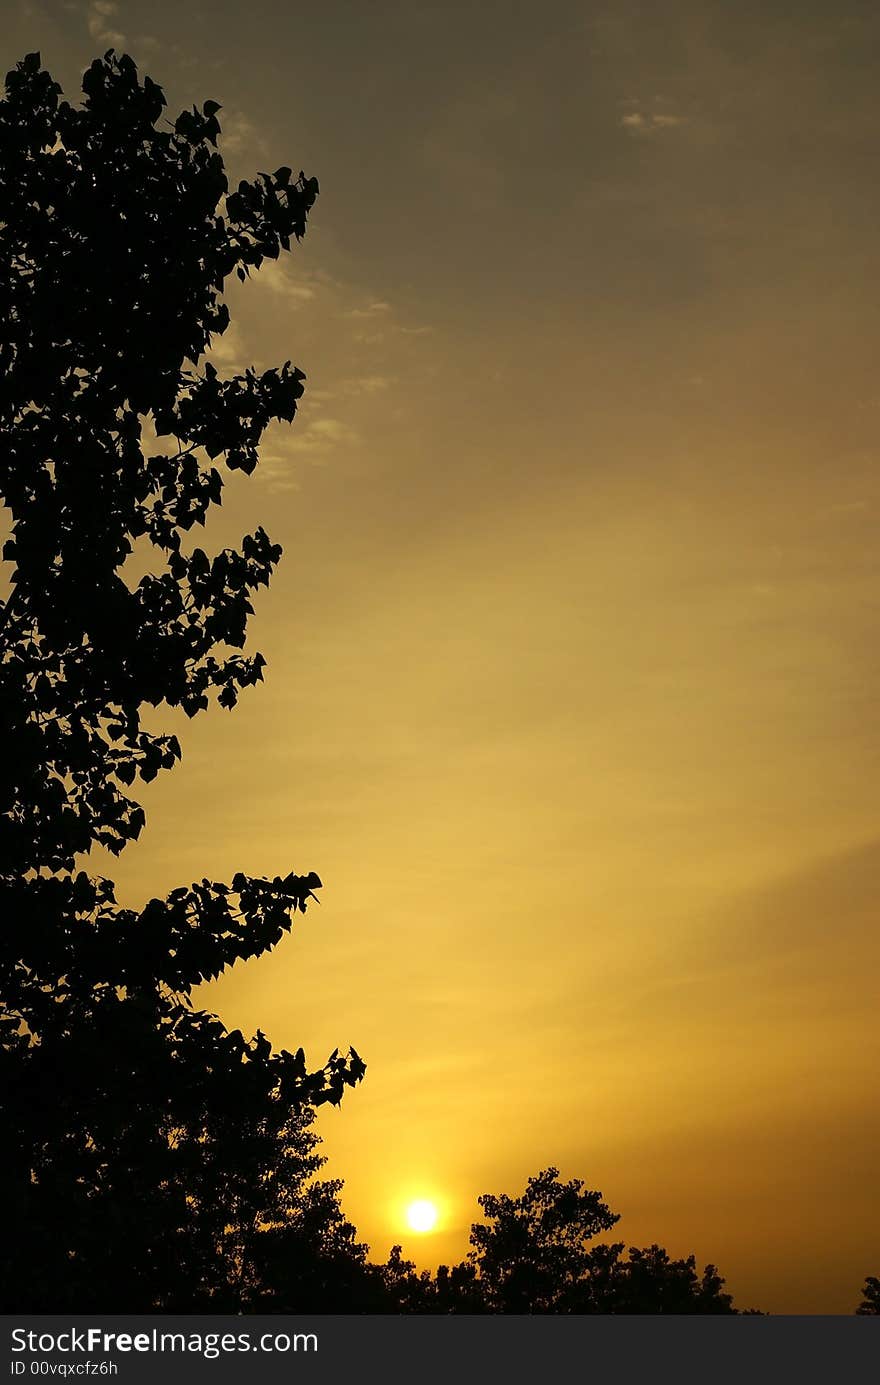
<box><xmin>7</xmin><ymin>0</ymin><xmax>880</xmax><ymax>1312</ymax></box>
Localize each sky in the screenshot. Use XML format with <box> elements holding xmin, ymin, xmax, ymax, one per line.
<box><xmin>6</xmin><ymin>0</ymin><xmax>880</xmax><ymax>1312</ymax></box>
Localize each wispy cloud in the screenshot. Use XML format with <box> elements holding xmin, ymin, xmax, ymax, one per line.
<box><xmin>345</xmin><ymin>301</ymin><xmax>393</xmax><ymax>320</ymax></box>
<box><xmin>340</xmin><ymin>375</ymin><xmax>395</xmax><ymax>397</ymax></box>
<box><xmin>252</xmin><ymin>258</ymin><xmax>318</xmax><ymax>303</ymax></box>
<box><xmin>252</xmin><ymin>448</ymin><xmax>301</xmax><ymax>494</ymax></box>
<box><xmin>345</xmin><ymin>299</ymin><xmax>433</xmax><ymax>346</ymax></box>
<box><xmin>620</xmin><ymin>107</ymin><xmax>687</xmax><ymax>135</ymax></box>
<box><xmin>286</xmin><ymin>417</ymin><xmax>360</xmax><ymax>457</ymax></box>
<box><xmin>254</xmin><ymin>416</ymin><xmax>360</xmax><ymax>491</ymax></box>
<box><xmin>204</xmin><ymin>321</ymin><xmax>249</xmax><ymax>373</ymax></box>
<box><xmin>351</xmin><ymin>323</ymin><xmax>433</xmax><ymax>346</ymax></box>
<box><xmin>87</xmin><ymin>0</ymin><xmax>125</xmax><ymax>45</ymax></box>
<box><xmin>218</xmin><ymin>110</ymin><xmax>264</xmax><ymax>158</ymax></box>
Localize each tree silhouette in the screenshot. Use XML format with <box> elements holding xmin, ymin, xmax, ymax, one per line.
<box><xmin>365</xmin><ymin>1247</ymin><xmax>486</xmax><ymax>1313</ymax></box>
<box><xmin>392</xmin><ymin>1167</ymin><xmax>746</xmax><ymax>1314</ymax></box>
<box><xmin>856</xmin><ymin>1276</ymin><xmax>880</xmax><ymax>1314</ymax></box>
<box><xmin>572</xmin><ymin>1241</ymin><xmax>738</xmax><ymax>1314</ymax></box>
<box><xmin>0</xmin><ymin>50</ymin><xmax>364</xmax><ymax>1311</ymax></box>
<box><xmin>468</xmin><ymin>1166</ymin><xmax>620</xmax><ymax>1312</ymax></box>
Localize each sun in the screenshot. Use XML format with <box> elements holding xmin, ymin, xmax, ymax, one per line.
<box><xmin>406</xmin><ymin>1199</ymin><xmax>438</xmax><ymax>1233</ymax></box>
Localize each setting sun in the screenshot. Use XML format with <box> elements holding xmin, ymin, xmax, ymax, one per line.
<box><xmin>406</xmin><ymin>1200</ymin><xmax>438</xmax><ymax>1234</ymax></box>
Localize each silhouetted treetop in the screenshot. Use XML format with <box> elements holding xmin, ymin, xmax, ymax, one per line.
<box><xmin>467</xmin><ymin>1166</ymin><xmax>619</xmax><ymax>1312</ymax></box>
<box><xmin>459</xmin><ymin>1167</ymin><xmax>741</xmax><ymax>1314</ymax></box>
<box><xmin>856</xmin><ymin>1275</ymin><xmax>880</xmax><ymax>1315</ymax></box>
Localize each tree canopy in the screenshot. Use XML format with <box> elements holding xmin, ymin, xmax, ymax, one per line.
<box><xmin>856</xmin><ymin>1276</ymin><xmax>880</xmax><ymax>1315</ymax></box>
<box><xmin>0</xmin><ymin>48</ymin><xmax>364</xmax><ymax>1312</ymax></box>
<box><xmin>360</xmin><ymin>1168</ymin><xmax>745</xmax><ymax>1314</ymax></box>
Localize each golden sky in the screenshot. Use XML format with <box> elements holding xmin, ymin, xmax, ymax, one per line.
<box><xmin>7</xmin><ymin>0</ymin><xmax>880</xmax><ymax>1312</ymax></box>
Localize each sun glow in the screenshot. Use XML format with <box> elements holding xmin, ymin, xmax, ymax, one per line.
<box><xmin>406</xmin><ymin>1199</ymin><xmax>438</xmax><ymax>1233</ymax></box>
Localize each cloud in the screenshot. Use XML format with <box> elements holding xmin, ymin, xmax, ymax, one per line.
<box><xmin>341</xmin><ymin>375</ymin><xmax>395</xmax><ymax>397</ymax></box>
<box><xmin>350</xmin><ymin>330</ymin><xmax>387</xmax><ymax>346</ymax></box>
<box><xmin>254</xmin><ymin>417</ymin><xmax>360</xmax><ymax>490</ymax></box>
<box><xmin>345</xmin><ymin>301</ymin><xmax>393</xmax><ymax>320</ymax></box>
<box><xmin>283</xmin><ymin>417</ymin><xmax>360</xmax><ymax>460</ymax></box>
<box><xmin>218</xmin><ymin>111</ymin><xmax>264</xmax><ymax>158</ymax></box>
<box><xmin>351</xmin><ymin>320</ymin><xmax>434</xmax><ymax>346</ymax></box>
<box><xmin>344</xmin><ymin>299</ymin><xmax>434</xmax><ymax>346</ymax></box>
<box><xmin>251</xmin><ymin>258</ymin><xmax>318</xmax><ymax>303</ymax></box>
<box><xmin>252</xmin><ymin>449</ymin><xmax>301</xmax><ymax>494</ymax></box>
<box><xmin>620</xmin><ymin>107</ymin><xmax>687</xmax><ymax>135</ymax></box>
<box><xmin>87</xmin><ymin>0</ymin><xmax>125</xmax><ymax>46</ymax></box>
<box><xmin>204</xmin><ymin>321</ymin><xmax>249</xmax><ymax>373</ymax></box>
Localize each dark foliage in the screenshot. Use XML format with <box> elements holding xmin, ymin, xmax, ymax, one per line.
<box><xmin>462</xmin><ymin>1167</ymin><xmax>739</xmax><ymax>1313</ymax></box>
<box><xmin>370</xmin><ymin>1169</ymin><xmax>747</xmax><ymax>1314</ymax></box>
<box><xmin>468</xmin><ymin>1165</ymin><xmax>620</xmax><ymax>1312</ymax></box>
<box><xmin>856</xmin><ymin>1276</ymin><xmax>880</xmax><ymax>1315</ymax></box>
<box><xmin>0</xmin><ymin>50</ymin><xmax>364</xmax><ymax>1311</ymax></box>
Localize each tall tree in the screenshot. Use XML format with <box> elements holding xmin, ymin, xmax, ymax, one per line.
<box><xmin>0</xmin><ymin>50</ymin><xmax>364</xmax><ymax>1311</ymax></box>
<box><xmin>466</xmin><ymin>1166</ymin><xmax>620</xmax><ymax>1312</ymax></box>
<box><xmin>457</xmin><ymin>1167</ymin><xmax>742</xmax><ymax>1313</ymax></box>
